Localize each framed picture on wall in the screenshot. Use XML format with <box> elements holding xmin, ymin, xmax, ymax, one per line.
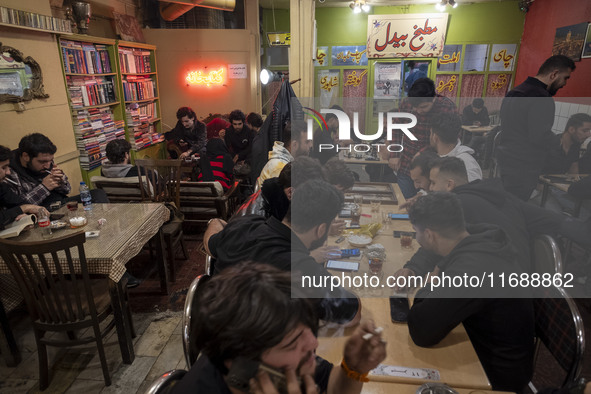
<box><xmin>582</xmin><ymin>23</ymin><xmax>591</xmax><ymax>59</ymax></box>
<box><xmin>552</xmin><ymin>22</ymin><xmax>587</xmax><ymax>62</ymax></box>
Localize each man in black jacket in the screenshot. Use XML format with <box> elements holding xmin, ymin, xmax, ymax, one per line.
<box><xmin>164</xmin><ymin>107</ymin><xmax>207</xmax><ymax>159</ymax></box>
<box><xmin>498</xmin><ymin>55</ymin><xmax>576</xmax><ymax>201</ymax></box>
<box><xmin>223</xmin><ymin>109</ymin><xmax>255</xmax><ymax>164</ymax></box>
<box><xmin>394</xmin><ymin>157</ymin><xmax>591</xmax><ymax>288</ymax></box>
<box><xmin>407</xmin><ymin>192</ymin><xmax>534</xmax><ymax>392</ymax></box>
<box><xmin>0</xmin><ymin>145</ymin><xmax>46</xmax><ymax>230</ymax></box>
<box><xmin>204</xmin><ymin>179</ymin><xmax>361</xmax><ymax>326</ymax></box>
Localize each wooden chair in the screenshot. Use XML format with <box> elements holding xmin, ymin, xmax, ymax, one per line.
<box><xmin>145</xmin><ymin>369</ymin><xmax>187</xmax><ymax>394</ymax></box>
<box><xmin>182</xmin><ymin>274</ymin><xmax>211</xmax><ymax>368</ymax></box>
<box><xmin>0</xmin><ymin>232</ymin><xmax>129</xmax><ymax>389</ymax></box>
<box><xmin>90</xmin><ymin>175</ymin><xmax>145</xmax><ymax>203</ymax></box>
<box><xmin>135</xmin><ymin>159</ymin><xmax>188</xmax><ymax>282</ymax></box>
<box><xmin>178</xmin><ymin>180</ymin><xmax>240</xmax><ymax>225</ymax></box>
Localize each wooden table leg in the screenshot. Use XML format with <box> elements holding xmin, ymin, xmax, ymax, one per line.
<box><xmin>0</xmin><ymin>300</ymin><xmax>20</xmax><ymax>367</ymax></box>
<box><xmin>109</xmin><ymin>280</ymin><xmax>135</xmax><ymax>364</ymax></box>
<box><xmin>154</xmin><ymin>228</ymin><xmax>170</xmax><ymax>295</ymax></box>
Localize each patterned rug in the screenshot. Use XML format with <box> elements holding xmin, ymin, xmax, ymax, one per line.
<box><xmin>126</xmin><ymin>236</ymin><xmax>206</xmax><ymax>313</ymax></box>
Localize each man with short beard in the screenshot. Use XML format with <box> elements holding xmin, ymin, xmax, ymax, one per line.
<box><xmin>204</xmin><ymin>179</ymin><xmax>362</xmax><ymax>327</ymax></box>
<box><xmin>5</xmin><ymin>133</ymin><xmax>107</xmax><ymax>208</ymax></box>
<box><xmin>498</xmin><ymin>55</ymin><xmax>576</xmax><ymax>201</ymax></box>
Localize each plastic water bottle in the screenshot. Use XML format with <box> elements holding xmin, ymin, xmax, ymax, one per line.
<box><xmin>80</xmin><ymin>182</ymin><xmax>92</xmax><ymax>211</ymax></box>
<box><xmin>38</xmin><ymin>208</ymin><xmax>52</xmax><ymax>238</ymax></box>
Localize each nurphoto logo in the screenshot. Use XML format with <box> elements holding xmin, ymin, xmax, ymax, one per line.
<box><xmin>304</xmin><ymin>107</ymin><xmax>418</xmax><ymax>153</ymax></box>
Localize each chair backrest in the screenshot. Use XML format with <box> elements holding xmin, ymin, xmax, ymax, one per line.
<box><xmin>0</xmin><ymin>232</ymin><xmax>100</xmax><ymax>325</ymax></box>
<box><xmin>144</xmin><ymin>369</ymin><xmax>187</xmax><ymax>394</ymax></box>
<box><xmin>90</xmin><ymin>175</ymin><xmax>146</xmax><ymax>203</ymax></box>
<box><xmin>178</xmin><ymin>180</ymin><xmax>240</xmax><ymax>223</ymax></box>
<box><xmin>182</xmin><ymin>274</ymin><xmax>211</xmax><ymax>368</ymax></box>
<box><xmin>531</xmin><ymin>234</ymin><xmax>563</xmax><ymax>275</ymax></box>
<box><xmin>533</xmin><ymin>285</ymin><xmax>585</xmax><ymax>387</ymax></box>
<box><xmin>135</xmin><ymin>159</ymin><xmax>183</xmax><ymax>207</ymax></box>
<box><xmin>491</xmin><ymin>130</ymin><xmax>502</xmax><ymax>178</ymax></box>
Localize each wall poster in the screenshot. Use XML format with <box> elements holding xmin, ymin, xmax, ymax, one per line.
<box><xmin>366</xmin><ymin>13</ymin><xmax>448</xmax><ymax>58</ymax></box>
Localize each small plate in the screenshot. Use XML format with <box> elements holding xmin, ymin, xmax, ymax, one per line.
<box><xmin>50</xmin><ymin>220</ymin><xmax>68</xmax><ymax>230</ymax></box>
<box><xmin>347</xmin><ymin>234</ymin><xmax>372</xmax><ymax>247</ymax></box>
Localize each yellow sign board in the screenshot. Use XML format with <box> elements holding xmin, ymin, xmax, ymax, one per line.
<box><xmin>267</xmin><ymin>32</ymin><xmax>290</xmax><ymax>47</ymax></box>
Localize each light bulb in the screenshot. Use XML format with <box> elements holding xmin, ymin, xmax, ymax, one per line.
<box><xmin>362</xmin><ymin>3</ymin><xmax>370</xmax><ymax>12</ymax></box>
<box><xmin>353</xmin><ymin>4</ymin><xmax>361</xmax><ymax>13</ymax></box>
<box><xmin>260</xmin><ymin>69</ymin><xmax>271</xmax><ymax>85</ymax></box>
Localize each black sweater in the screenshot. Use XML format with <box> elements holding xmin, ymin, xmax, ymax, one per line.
<box><xmin>408</xmin><ymin>225</ymin><xmax>535</xmax><ymax>392</ymax></box>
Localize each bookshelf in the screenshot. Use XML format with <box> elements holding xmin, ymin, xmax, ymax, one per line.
<box><xmin>58</xmin><ymin>35</ymin><xmax>126</xmax><ymax>185</ymax></box>
<box><xmin>116</xmin><ymin>41</ymin><xmax>164</xmax><ymax>159</ymax></box>
<box><xmin>58</xmin><ymin>35</ymin><xmax>164</xmax><ymax>185</ymax></box>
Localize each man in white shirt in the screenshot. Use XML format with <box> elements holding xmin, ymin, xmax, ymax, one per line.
<box><xmin>429</xmin><ymin>112</ymin><xmax>482</xmax><ymax>182</ymax></box>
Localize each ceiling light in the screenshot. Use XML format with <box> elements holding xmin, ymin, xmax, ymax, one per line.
<box><xmin>350</xmin><ymin>0</ymin><xmax>370</xmax><ymax>13</ymax></box>
<box><xmin>435</xmin><ymin>0</ymin><xmax>458</xmax><ymax>10</ymax></box>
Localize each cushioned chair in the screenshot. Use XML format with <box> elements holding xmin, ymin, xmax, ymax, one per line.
<box><xmin>144</xmin><ymin>369</ymin><xmax>187</xmax><ymax>394</ymax></box>
<box><xmin>90</xmin><ymin>175</ymin><xmax>146</xmax><ymax>203</ymax></box>
<box><xmin>135</xmin><ymin>159</ymin><xmax>188</xmax><ymax>282</ymax></box>
<box><xmin>182</xmin><ymin>274</ymin><xmax>211</xmax><ymax>368</ymax></box>
<box><xmin>0</xmin><ymin>232</ymin><xmax>131</xmax><ymax>389</ymax></box>
<box><xmin>530</xmin><ymin>285</ymin><xmax>585</xmax><ymax>391</ymax></box>
<box><xmin>178</xmin><ymin>180</ymin><xmax>240</xmax><ymax>225</ymax></box>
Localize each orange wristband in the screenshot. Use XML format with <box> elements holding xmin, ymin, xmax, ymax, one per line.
<box><xmin>340</xmin><ymin>359</ymin><xmax>369</xmax><ymax>382</ymax></box>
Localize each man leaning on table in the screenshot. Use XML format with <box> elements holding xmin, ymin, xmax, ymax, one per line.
<box><xmin>0</xmin><ymin>145</ymin><xmax>47</xmax><ymax>229</ymax></box>
<box><xmin>406</xmin><ymin>192</ymin><xmax>535</xmax><ymax>392</ymax></box>
<box><xmin>171</xmin><ymin>263</ymin><xmax>386</xmax><ymax>394</ymax></box>
<box><xmin>204</xmin><ymin>179</ymin><xmax>361</xmax><ymax>327</ymax></box>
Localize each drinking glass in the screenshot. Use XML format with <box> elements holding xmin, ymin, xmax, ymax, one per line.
<box><xmin>400</xmin><ymin>232</ymin><xmax>413</xmax><ymax>249</ymax></box>
<box><xmin>351</xmin><ymin>204</ymin><xmax>361</xmax><ymax>225</ymax></box>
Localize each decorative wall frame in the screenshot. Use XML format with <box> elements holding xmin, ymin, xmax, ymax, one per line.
<box><xmin>0</xmin><ymin>43</ymin><xmax>49</xmax><ymax>104</ymax></box>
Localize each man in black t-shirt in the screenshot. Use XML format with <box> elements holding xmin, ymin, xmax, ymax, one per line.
<box><xmin>543</xmin><ymin>113</ymin><xmax>591</xmax><ymax>175</ymax></box>
<box><xmin>172</xmin><ymin>264</ymin><xmax>386</xmax><ymax>394</ymax></box>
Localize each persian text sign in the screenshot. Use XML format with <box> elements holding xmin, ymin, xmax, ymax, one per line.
<box><xmin>366</xmin><ymin>13</ymin><xmax>448</xmax><ymax>58</ymax></box>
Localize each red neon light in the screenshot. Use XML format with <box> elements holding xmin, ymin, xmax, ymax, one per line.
<box><xmin>185</xmin><ymin>67</ymin><xmax>225</xmax><ymax>86</ymax></box>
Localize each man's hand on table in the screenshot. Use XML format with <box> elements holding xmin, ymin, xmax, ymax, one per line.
<box><xmin>392</xmin><ymin>267</ymin><xmax>417</xmax><ymax>293</ymax></box>
<box><xmin>310</xmin><ymin>245</ymin><xmax>342</xmax><ymax>264</ymax></box>
<box><xmin>329</xmin><ymin>219</ymin><xmax>345</xmax><ymax>236</ymax></box>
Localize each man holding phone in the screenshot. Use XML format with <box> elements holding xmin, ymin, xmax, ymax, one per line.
<box><xmin>172</xmin><ymin>263</ymin><xmax>386</xmax><ymax>394</ymax></box>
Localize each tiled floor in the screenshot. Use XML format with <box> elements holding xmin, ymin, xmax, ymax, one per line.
<box><xmin>0</xmin><ymin>310</ymin><xmax>186</xmax><ymax>394</ymax></box>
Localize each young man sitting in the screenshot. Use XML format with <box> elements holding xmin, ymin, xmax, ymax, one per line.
<box><xmin>406</xmin><ymin>192</ymin><xmax>534</xmax><ymax>392</ymax></box>
<box><xmin>429</xmin><ymin>112</ymin><xmax>482</xmax><ymax>182</ymax></box>
<box><xmin>101</xmin><ymin>138</ymin><xmax>141</xmax><ymax>178</ymax></box>
<box><xmin>172</xmin><ymin>263</ymin><xmax>386</xmax><ymax>394</ymax></box>
<box><xmin>0</xmin><ymin>145</ymin><xmax>46</xmax><ymax>229</ymax></box>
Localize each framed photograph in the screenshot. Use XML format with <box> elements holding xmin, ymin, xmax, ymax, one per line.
<box><xmin>552</xmin><ymin>22</ymin><xmax>587</xmax><ymax>62</ymax></box>
<box><xmin>582</xmin><ymin>23</ymin><xmax>591</xmax><ymax>59</ymax></box>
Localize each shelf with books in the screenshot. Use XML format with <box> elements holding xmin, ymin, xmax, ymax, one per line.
<box><xmin>58</xmin><ymin>35</ymin><xmax>127</xmax><ymax>184</ymax></box>
<box><xmin>117</xmin><ymin>41</ymin><xmax>163</xmax><ymax>154</ymax></box>
<box><xmin>0</xmin><ymin>6</ymin><xmax>72</xmax><ymax>34</ymax></box>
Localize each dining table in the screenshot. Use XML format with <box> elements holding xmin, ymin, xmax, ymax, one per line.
<box><xmin>317</xmin><ymin>184</ymin><xmax>492</xmax><ymax>390</ymax></box>
<box><xmin>0</xmin><ymin>202</ymin><xmax>170</xmax><ymax>365</ymax></box>
<box><xmin>460</xmin><ymin>125</ymin><xmax>495</xmax><ymax>144</ymax></box>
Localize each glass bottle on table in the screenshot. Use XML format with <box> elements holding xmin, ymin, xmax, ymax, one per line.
<box><xmin>38</xmin><ymin>208</ymin><xmax>52</xmax><ymax>239</ymax></box>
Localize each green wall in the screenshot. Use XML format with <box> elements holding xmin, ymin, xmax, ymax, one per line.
<box><xmin>262</xmin><ymin>8</ymin><xmax>290</xmax><ymax>48</ymax></box>
<box><xmin>316</xmin><ymin>1</ymin><xmax>525</xmax><ymax>45</ymax></box>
